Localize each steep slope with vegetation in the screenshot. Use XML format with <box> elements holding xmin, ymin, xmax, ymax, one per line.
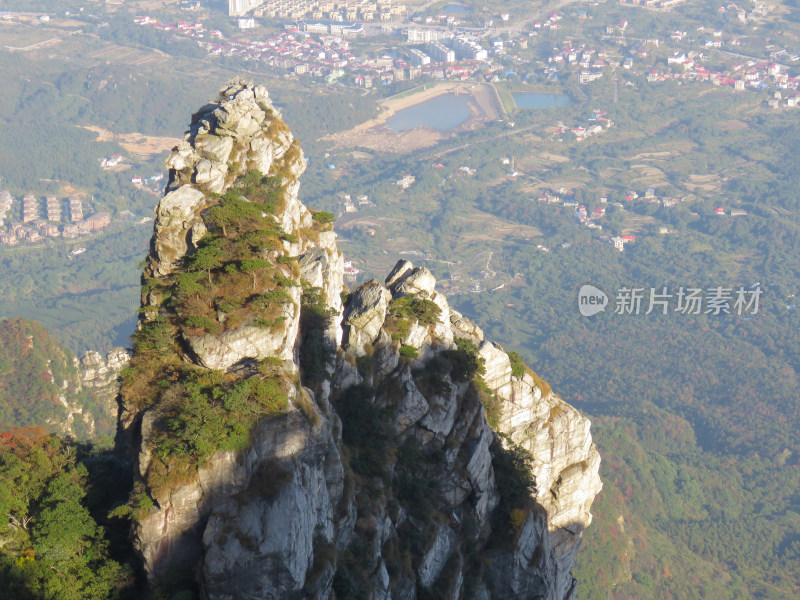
<box><xmin>115</xmin><ymin>79</ymin><xmax>601</xmax><ymax>600</ymax></box>
<box><xmin>0</xmin><ymin>318</ymin><xmax>123</xmax><ymax>440</ymax></box>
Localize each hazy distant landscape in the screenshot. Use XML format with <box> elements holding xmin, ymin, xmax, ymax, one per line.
<box><xmin>1</xmin><ymin>0</ymin><xmax>800</xmax><ymax>597</ymax></box>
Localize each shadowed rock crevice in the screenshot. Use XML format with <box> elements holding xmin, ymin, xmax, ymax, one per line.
<box><xmin>118</xmin><ymin>78</ymin><xmax>601</xmax><ymax>600</ymax></box>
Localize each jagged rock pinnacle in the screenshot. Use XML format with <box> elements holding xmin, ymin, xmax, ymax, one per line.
<box><xmin>120</xmin><ymin>79</ymin><xmax>601</xmax><ymax>600</ymax></box>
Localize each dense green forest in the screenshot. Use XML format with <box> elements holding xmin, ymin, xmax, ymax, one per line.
<box><xmin>0</xmin><ymin>428</ymin><xmax>136</xmax><ymax>599</ymax></box>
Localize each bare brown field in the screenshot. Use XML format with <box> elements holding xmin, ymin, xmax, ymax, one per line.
<box><xmin>550</xmin><ymin>176</ymin><xmax>593</xmax><ymax>189</ymax></box>
<box><xmin>599</xmin><ymin>167</ymin><xmax>622</xmax><ymax>179</ymax></box>
<box><xmin>125</xmin><ymin>0</ymin><xmax>178</xmax><ymax>11</ymax></box>
<box><xmin>540</xmin><ymin>152</ymin><xmax>570</xmax><ymax>163</ymax></box>
<box><xmin>627</xmin><ymin>151</ymin><xmax>674</xmax><ymax>161</ymax></box>
<box><xmin>717</xmin><ymin>119</ymin><xmax>749</xmax><ymax>131</ymax></box>
<box><xmin>629</xmin><ymin>164</ymin><xmax>668</xmax><ymax>182</ymax></box>
<box><xmin>684</xmin><ymin>173</ymin><xmax>722</xmax><ymax>192</ymax></box>
<box><xmin>60</xmin><ymin>184</ymin><xmax>85</xmax><ymax>196</ymax></box>
<box><xmin>0</xmin><ymin>24</ymin><xmax>57</xmax><ymax>48</ymax></box>
<box><xmin>622</xmin><ymin>214</ymin><xmax>656</xmax><ymax>234</ymax></box>
<box><xmin>336</xmin><ymin>215</ymin><xmax>407</xmax><ymax>230</ymax></box>
<box><xmin>0</xmin><ymin>26</ymin><xmax>61</xmax><ymax>51</ymax></box>
<box><xmin>518</xmin><ymin>183</ymin><xmax>545</xmax><ymax>194</ymax></box>
<box><xmin>455</xmin><ymin>209</ymin><xmax>542</xmax><ymax>240</ymax></box>
<box><xmin>82</xmin><ymin>125</ymin><xmax>181</xmax><ymax>155</ymax></box>
<box><xmin>51</xmin><ymin>19</ymin><xmax>87</xmax><ymax>28</ymax></box>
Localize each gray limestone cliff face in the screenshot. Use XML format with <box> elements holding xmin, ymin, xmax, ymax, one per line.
<box><xmin>80</xmin><ymin>347</ymin><xmax>130</xmax><ymax>422</ymax></box>
<box><xmin>42</xmin><ymin>346</ymin><xmax>128</xmax><ymax>439</ymax></box>
<box><xmin>122</xmin><ymin>79</ymin><xmax>601</xmax><ymax>600</ymax></box>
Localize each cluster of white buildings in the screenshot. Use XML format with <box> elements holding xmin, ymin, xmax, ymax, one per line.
<box><xmin>135</xmin><ymin>10</ymin><xmax>547</xmax><ymax>87</ymax></box>
<box><xmin>99</xmin><ymin>153</ymin><xmax>124</xmax><ymax>169</ymax></box>
<box><xmin>428</xmin><ymin>40</ymin><xmax>454</xmax><ymax>63</ymax></box>
<box><xmin>647</xmin><ymin>57</ymin><xmax>800</xmax><ymax>101</ymax></box>
<box><xmin>245</xmin><ymin>0</ymin><xmax>406</xmax><ymax>22</ymax></box>
<box><xmin>339</xmin><ymin>192</ymin><xmax>372</xmax><ymax>213</ymax></box>
<box><xmin>229</xmin><ymin>0</ymin><xmax>265</xmax><ymax>17</ymax></box>
<box><xmin>0</xmin><ymin>192</ymin><xmax>112</xmax><ymax>247</ymax></box>
<box><xmin>396</xmin><ymin>174</ymin><xmax>415</xmax><ymax>189</ymax></box>
<box><xmin>136</xmin><ymin>18</ymin><xmax>483</xmax><ymax>86</ymax></box>
<box><xmin>405</xmin><ymin>34</ymin><xmax>488</xmax><ymax>68</ymax></box>
<box><xmin>300</xmin><ymin>21</ymin><xmax>365</xmax><ymax>37</ymax></box>
<box><xmin>134</xmin><ymin>15</ymin><xmax>206</xmax><ymax>37</ymax></box>
<box><xmin>451</xmin><ymin>37</ymin><xmax>488</xmax><ymax>61</ymax></box>
<box><xmin>552</xmin><ymin>114</ymin><xmax>613</xmax><ymax>142</ymax></box>
<box><xmin>547</xmin><ymin>43</ymin><xmax>610</xmax><ymax>83</ymax></box>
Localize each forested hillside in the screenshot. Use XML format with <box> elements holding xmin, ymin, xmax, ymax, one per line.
<box><xmin>0</xmin><ymin>318</ymin><xmax>116</xmax><ymax>440</ymax></box>
<box><xmin>0</xmin><ymin>428</ymin><xmax>135</xmax><ymax>599</ymax></box>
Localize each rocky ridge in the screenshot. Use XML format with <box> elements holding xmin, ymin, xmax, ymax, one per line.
<box><xmin>80</xmin><ymin>347</ymin><xmax>130</xmax><ymax>425</ymax></box>
<box><xmin>120</xmin><ymin>79</ymin><xmax>601</xmax><ymax>600</ymax></box>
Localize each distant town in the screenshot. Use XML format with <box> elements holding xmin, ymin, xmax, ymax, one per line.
<box><xmin>0</xmin><ymin>190</ymin><xmax>111</xmax><ymax>247</ymax></box>
<box><xmin>122</xmin><ymin>0</ymin><xmax>800</xmax><ymax>102</ymax></box>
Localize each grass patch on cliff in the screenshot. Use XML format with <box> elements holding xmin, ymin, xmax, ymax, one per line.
<box><xmin>152</xmin><ymin>370</ymin><xmax>288</xmax><ymax>460</ymax></box>
<box><xmin>442</xmin><ymin>338</ymin><xmax>484</xmax><ymax>382</ymax></box>
<box><xmin>507</xmin><ymin>351</ymin><xmax>551</xmax><ymax>397</ymax></box>
<box><xmin>440</xmin><ymin>338</ymin><xmax>502</xmax><ymax>428</ymax></box>
<box><xmin>399</xmin><ymin>345</ymin><xmax>419</xmax><ymax>360</ymax></box>
<box><xmin>120</xmin><ymin>322</ymin><xmax>183</xmax><ymax>411</ymax></box>
<box><xmin>531</xmin><ymin>371</ymin><xmax>551</xmax><ymax>398</ymax></box>
<box><xmin>159</xmin><ymin>170</ymin><xmax>302</xmax><ymax>338</ymax></box>
<box><xmin>507</xmin><ymin>351</ymin><xmax>526</xmax><ymax>378</ymax></box>
<box><xmin>311</xmin><ymin>210</ymin><xmax>335</xmax><ymax>226</ymax></box>
<box><xmin>158</xmin><ymin>168</ymin><xmax>338</xmax><ymax>342</ymax></box>
<box><xmin>144</xmin><ymin>368</ymin><xmax>289</xmax><ymax>496</ymax></box>
<box><xmin>384</xmin><ymin>294</ymin><xmax>441</xmax><ymax>342</ymax></box>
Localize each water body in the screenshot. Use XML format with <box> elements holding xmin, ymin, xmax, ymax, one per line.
<box><xmin>512</xmin><ymin>92</ymin><xmax>571</xmax><ymax>109</ymax></box>
<box><xmin>441</xmin><ymin>3</ymin><xmax>472</xmax><ymax>13</ymax></box>
<box><xmin>385</xmin><ymin>93</ymin><xmax>471</xmax><ymax>132</ymax></box>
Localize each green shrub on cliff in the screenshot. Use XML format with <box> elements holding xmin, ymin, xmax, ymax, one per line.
<box><xmin>490</xmin><ymin>434</ymin><xmax>537</xmax><ymax>543</ymax></box>
<box><xmin>507</xmin><ymin>351</ymin><xmax>526</xmax><ymax>378</ymax></box>
<box><xmin>158</xmin><ymin>171</ymin><xmax>299</xmax><ymax>338</ymax></box>
<box><xmin>507</xmin><ymin>350</ymin><xmax>551</xmax><ymax>396</ymax></box>
<box><xmin>384</xmin><ymin>294</ymin><xmax>441</xmax><ymax>341</ymax></box>
<box><xmin>442</xmin><ymin>338</ymin><xmax>485</xmax><ymax>382</ymax></box>
<box><xmin>151</xmin><ymin>370</ymin><xmax>289</xmax><ymax>464</ymax></box>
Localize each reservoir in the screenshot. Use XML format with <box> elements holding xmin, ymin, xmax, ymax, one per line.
<box><xmin>512</xmin><ymin>92</ymin><xmax>571</xmax><ymax>109</ymax></box>
<box><xmin>385</xmin><ymin>93</ymin><xmax>471</xmax><ymax>132</ymax></box>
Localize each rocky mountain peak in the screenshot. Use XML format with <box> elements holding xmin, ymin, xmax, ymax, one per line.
<box><xmin>118</xmin><ymin>79</ymin><xmax>601</xmax><ymax>600</ymax></box>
